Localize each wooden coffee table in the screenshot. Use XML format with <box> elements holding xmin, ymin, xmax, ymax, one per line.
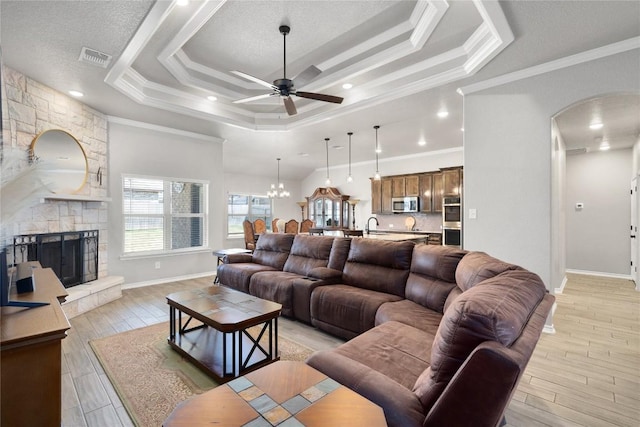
<box><xmin>163</xmin><ymin>361</ymin><xmax>388</xmax><ymax>426</ymax></box>
<box><xmin>166</xmin><ymin>286</ymin><xmax>282</xmax><ymax>382</ymax></box>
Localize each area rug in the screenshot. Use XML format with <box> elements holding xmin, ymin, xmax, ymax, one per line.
<box><xmin>90</xmin><ymin>322</ymin><xmax>314</xmax><ymax>427</ymax></box>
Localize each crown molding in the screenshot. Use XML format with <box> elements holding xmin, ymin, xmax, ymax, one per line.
<box><xmin>107</xmin><ymin>116</ymin><xmax>226</xmax><ymax>143</ymax></box>
<box><xmin>458</xmin><ymin>36</ymin><xmax>640</xmax><ymax>95</ymax></box>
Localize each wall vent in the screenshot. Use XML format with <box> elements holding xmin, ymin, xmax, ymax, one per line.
<box><xmin>78</xmin><ymin>47</ymin><xmax>112</xmax><ymax>68</ymax></box>
<box><xmin>566</xmin><ymin>148</ymin><xmax>588</xmax><ymax>156</ymax></box>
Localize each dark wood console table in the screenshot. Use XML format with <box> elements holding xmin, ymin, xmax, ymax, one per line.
<box><xmin>1</xmin><ymin>267</ymin><xmax>70</xmax><ymax>427</ymax></box>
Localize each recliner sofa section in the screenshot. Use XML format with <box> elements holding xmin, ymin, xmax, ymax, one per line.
<box><xmin>306</xmin><ymin>250</ymin><xmax>555</xmax><ymax>427</ymax></box>
<box><xmin>219</xmin><ymin>234</ymin><xmax>351</xmax><ymax>320</ymax></box>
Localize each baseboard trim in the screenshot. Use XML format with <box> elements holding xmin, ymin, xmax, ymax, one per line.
<box><xmin>122</xmin><ymin>271</ymin><xmax>216</xmax><ymax>290</ymax></box>
<box><xmin>554</xmin><ymin>275</ymin><xmax>568</xmax><ymax>295</ymax></box>
<box><xmin>565</xmin><ymin>269</ymin><xmax>632</xmax><ymax>281</ymax></box>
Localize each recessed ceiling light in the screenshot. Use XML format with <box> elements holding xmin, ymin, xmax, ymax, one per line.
<box><xmin>342</xmin><ymin>83</ymin><xmax>353</xmax><ymax>89</ymax></box>
<box><xmin>437</xmin><ymin>110</ymin><xmax>449</xmax><ymax>118</ymax></box>
<box><xmin>589</xmin><ymin>122</ymin><xmax>603</xmax><ymax>130</ymax></box>
<box><xmin>375</xmin><ymin>148</ymin><xmax>382</xmax><ymax>154</ymax></box>
<box><xmin>207</xmin><ymin>95</ymin><xmax>217</xmax><ymax>101</ymax></box>
<box><xmin>68</xmin><ymin>90</ymin><xmax>84</xmax><ymax>97</ymax></box>
<box><xmin>460</xmin><ymin>127</ymin><xmax>465</xmax><ymax>132</ymax></box>
<box><xmin>418</xmin><ymin>140</ymin><xmax>427</xmax><ymax>146</ymax></box>
<box><xmin>297</xmin><ymin>152</ymin><xmax>309</xmax><ymax>157</ymax></box>
<box><xmin>176</xmin><ymin>0</ymin><xmax>189</xmax><ymax>6</ymax></box>
<box><xmin>331</xmin><ymin>145</ymin><xmax>344</xmax><ymax>150</ymax></box>
<box><xmin>599</xmin><ymin>141</ymin><xmax>610</xmax><ymax>151</ymax></box>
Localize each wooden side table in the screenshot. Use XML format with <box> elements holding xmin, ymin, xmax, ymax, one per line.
<box><xmin>163</xmin><ymin>361</ymin><xmax>387</xmax><ymax>426</ymax></box>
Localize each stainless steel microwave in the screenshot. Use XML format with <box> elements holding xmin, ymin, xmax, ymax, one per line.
<box><xmin>392</xmin><ymin>196</ymin><xmax>419</xmax><ymax>213</ymax></box>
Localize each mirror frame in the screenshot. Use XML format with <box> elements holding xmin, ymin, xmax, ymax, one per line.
<box><xmin>29</xmin><ymin>129</ymin><xmax>88</xmax><ymax>194</ymax></box>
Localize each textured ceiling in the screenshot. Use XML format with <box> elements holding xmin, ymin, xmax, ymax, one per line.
<box><xmin>1</xmin><ymin>0</ymin><xmax>639</xmax><ymax>180</ymax></box>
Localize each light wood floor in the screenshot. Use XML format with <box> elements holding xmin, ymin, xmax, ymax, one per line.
<box><xmin>61</xmin><ymin>274</ymin><xmax>639</xmax><ymax>427</ymax></box>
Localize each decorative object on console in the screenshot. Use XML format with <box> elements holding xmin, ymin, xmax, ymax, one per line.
<box><xmin>232</xmin><ymin>25</ymin><xmax>343</xmax><ymax>116</ymax></box>
<box><xmin>373</xmin><ymin>125</ymin><xmax>381</xmax><ymax>180</ymax></box>
<box><xmin>324</xmin><ymin>137</ymin><xmax>331</xmax><ymax>186</ymax></box>
<box><xmin>347</xmin><ymin>199</ymin><xmax>360</xmax><ymax>230</ymax></box>
<box><xmin>347</xmin><ymin>132</ymin><xmax>354</xmax><ymax>183</ymax></box>
<box><xmin>267</xmin><ymin>158</ymin><xmax>290</xmax><ymax>198</ymax></box>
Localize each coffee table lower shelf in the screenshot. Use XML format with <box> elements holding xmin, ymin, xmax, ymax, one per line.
<box><xmin>168</xmin><ymin>322</ymin><xmax>279</xmax><ymax>383</ymax></box>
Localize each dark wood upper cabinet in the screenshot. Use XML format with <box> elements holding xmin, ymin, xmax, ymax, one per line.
<box><xmin>392</xmin><ymin>177</ymin><xmax>405</xmax><ymax>197</ymax></box>
<box><xmin>419</xmin><ymin>173</ymin><xmax>433</xmax><ymax>212</ymax></box>
<box><xmin>381</xmin><ymin>178</ymin><xmax>393</xmax><ymax>213</ymax></box>
<box><xmin>405</xmin><ymin>175</ymin><xmax>420</xmax><ymax>196</ymax></box>
<box><xmin>432</xmin><ymin>172</ymin><xmax>444</xmax><ymax>212</ymax></box>
<box><xmin>371</xmin><ymin>179</ymin><xmax>382</xmax><ymax>214</ymax></box>
<box><xmin>442</xmin><ymin>167</ymin><xmax>462</xmax><ymax>196</ymax></box>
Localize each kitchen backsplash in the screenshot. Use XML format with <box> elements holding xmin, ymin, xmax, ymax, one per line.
<box><xmin>375</xmin><ymin>213</ymin><xmax>443</xmax><ymax>232</ymax></box>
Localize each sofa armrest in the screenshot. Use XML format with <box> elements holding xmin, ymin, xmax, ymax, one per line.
<box><xmin>223</xmin><ymin>253</ymin><xmax>254</xmax><ymax>264</ymax></box>
<box><xmin>423</xmin><ymin>341</ymin><xmax>520</xmax><ymax>427</ymax></box>
<box><xmin>307</xmin><ymin>266</ymin><xmax>343</xmax><ymax>281</ymax></box>
<box><xmin>292</xmin><ymin>276</ymin><xmax>338</xmax><ymax>323</ymax></box>
<box><xmin>306</xmin><ymin>351</ymin><xmax>425</xmax><ymax>427</ymax></box>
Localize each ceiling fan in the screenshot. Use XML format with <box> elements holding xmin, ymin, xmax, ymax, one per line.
<box><xmin>231</xmin><ymin>25</ymin><xmax>344</xmax><ymax>116</ymax></box>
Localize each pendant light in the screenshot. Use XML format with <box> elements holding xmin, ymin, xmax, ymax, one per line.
<box><xmin>347</xmin><ymin>132</ymin><xmax>354</xmax><ymax>183</ymax></box>
<box><xmin>373</xmin><ymin>125</ymin><xmax>381</xmax><ymax>180</ymax></box>
<box><xmin>268</xmin><ymin>158</ymin><xmax>290</xmax><ymax>198</ymax></box>
<box><xmin>325</xmin><ymin>137</ymin><xmax>331</xmax><ymax>186</ymax></box>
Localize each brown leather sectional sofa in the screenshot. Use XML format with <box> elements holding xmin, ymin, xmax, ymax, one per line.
<box><xmin>217</xmin><ymin>233</ymin><xmax>554</xmax><ymax>427</ymax></box>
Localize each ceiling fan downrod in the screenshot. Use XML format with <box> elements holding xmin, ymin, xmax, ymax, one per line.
<box><xmin>279</xmin><ymin>25</ymin><xmax>290</xmax><ymax>79</ymax></box>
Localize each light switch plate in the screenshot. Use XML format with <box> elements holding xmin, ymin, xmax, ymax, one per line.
<box><xmin>469</xmin><ymin>208</ymin><xmax>477</xmax><ymax>219</ymax></box>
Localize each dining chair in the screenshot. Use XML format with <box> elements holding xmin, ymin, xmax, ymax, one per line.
<box><xmin>243</xmin><ymin>220</ymin><xmax>256</xmax><ymax>251</ymax></box>
<box><xmin>299</xmin><ymin>219</ymin><xmax>314</xmax><ymax>233</ymax></box>
<box><xmin>254</xmin><ymin>218</ymin><xmax>267</xmax><ymax>234</ymax></box>
<box><xmin>272</xmin><ymin>218</ymin><xmax>280</xmax><ymax>233</ymax></box>
<box><xmin>284</xmin><ymin>219</ymin><xmax>299</xmax><ymax>234</ymax></box>
<box><xmin>308</xmin><ymin>228</ymin><xmax>324</xmax><ymax>235</ymax></box>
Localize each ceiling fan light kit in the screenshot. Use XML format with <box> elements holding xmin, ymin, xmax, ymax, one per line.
<box><xmin>232</xmin><ymin>25</ymin><xmax>344</xmax><ymax>116</ymax></box>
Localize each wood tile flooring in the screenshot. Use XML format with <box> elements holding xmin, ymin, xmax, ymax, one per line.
<box><xmin>61</xmin><ymin>274</ymin><xmax>639</xmax><ymax>427</ymax></box>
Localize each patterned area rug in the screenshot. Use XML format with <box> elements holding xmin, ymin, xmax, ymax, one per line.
<box><xmin>90</xmin><ymin>322</ymin><xmax>314</xmax><ymax>427</ymax></box>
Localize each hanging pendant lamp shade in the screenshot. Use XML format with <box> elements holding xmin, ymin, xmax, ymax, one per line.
<box><xmin>373</xmin><ymin>125</ymin><xmax>381</xmax><ymax>180</ymax></box>
<box><xmin>268</xmin><ymin>158</ymin><xmax>290</xmax><ymax>198</ymax></box>
<box><xmin>325</xmin><ymin>137</ymin><xmax>331</xmax><ymax>186</ymax></box>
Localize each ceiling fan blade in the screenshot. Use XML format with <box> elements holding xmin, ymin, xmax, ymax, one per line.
<box><xmin>283</xmin><ymin>96</ymin><xmax>297</xmax><ymax>115</ymax></box>
<box><xmin>233</xmin><ymin>93</ymin><xmax>276</xmax><ymax>104</ymax></box>
<box><xmin>296</xmin><ymin>91</ymin><xmax>344</xmax><ymax>104</ymax></box>
<box><xmin>292</xmin><ymin>65</ymin><xmax>322</xmax><ymax>88</ymax></box>
<box><xmin>231</xmin><ymin>70</ymin><xmax>278</xmax><ymax>90</ymax></box>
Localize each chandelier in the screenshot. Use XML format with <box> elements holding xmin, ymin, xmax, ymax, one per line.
<box><xmin>268</xmin><ymin>158</ymin><xmax>290</xmax><ymax>198</ymax></box>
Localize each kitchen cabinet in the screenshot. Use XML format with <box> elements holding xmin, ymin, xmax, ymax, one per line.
<box><xmin>381</xmin><ymin>178</ymin><xmax>393</xmax><ymax>213</ymax></box>
<box><xmin>432</xmin><ymin>172</ymin><xmax>444</xmax><ymax>212</ymax></box>
<box><xmin>443</xmin><ymin>167</ymin><xmax>462</xmax><ymax>196</ymax></box>
<box><xmin>307</xmin><ymin>187</ymin><xmax>350</xmax><ymax>229</ymax></box>
<box><xmin>371</xmin><ymin>179</ymin><xmax>382</xmax><ymax>214</ymax></box>
<box><xmin>392</xmin><ymin>177</ymin><xmax>405</xmax><ymax>197</ymax></box>
<box><xmin>405</xmin><ymin>175</ymin><xmax>420</xmax><ymax>196</ymax></box>
<box><xmin>419</xmin><ymin>173</ymin><xmax>433</xmax><ymax>213</ymax></box>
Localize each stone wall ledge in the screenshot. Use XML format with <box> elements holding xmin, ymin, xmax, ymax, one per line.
<box><xmin>62</xmin><ymin>275</ymin><xmax>124</xmax><ymax>319</ymax></box>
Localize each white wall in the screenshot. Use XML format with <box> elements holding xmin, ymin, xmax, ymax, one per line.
<box><xmin>566</xmin><ymin>148</ymin><xmax>632</xmax><ymax>275</ymax></box>
<box><xmin>301</xmin><ymin>148</ymin><xmax>464</xmax><ymax>231</ymax></box>
<box><xmin>633</xmin><ymin>135</ymin><xmax>640</xmax><ymax>178</ymax></box>
<box><xmin>551</xmin><ymin>119</ymin><xmax>567</xmax><ymax>290</ymax></box>
<box><xmin>223</xmin><ymin>172</ymin><xmax>303</xmax><ymax>248</ymax></box>
<box><xmin>108</xmin><ymin>118</ymin><xmax>224</xmax><ymax>285</ymax></box>
<box><xmin>463</xmin><ymin>48</ymin><xmax>640</xmax><ymax>290</ymax></box>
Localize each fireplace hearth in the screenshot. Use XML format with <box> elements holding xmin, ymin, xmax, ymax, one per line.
<box><xmin>13</xmin><ymin>230</ymin><xmax>99</xmax><ymax>288</ymax></box>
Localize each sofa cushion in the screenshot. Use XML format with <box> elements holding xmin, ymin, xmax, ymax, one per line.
<box><xmin>405</xmin><ymin>245</ymin><xmax>466</xmax><ymax>312</ymax></box>
<box><xmin>252</xmin><ymin>233</ymin><xmax>295</xmax><ymax>269</ymax></box>
<box><xmin>327</xmin><ymin>237</ymin><xmax>352</xmax><ymax>271</ymax></box>
<box><xmin>217</xmin><ymin>263</ymin><xmax>278</xmax><ymax>293</ymax></box>
<box><xmin>311</xmin><ymin>285</ymin><xmax>403</xmax><ymax>340</ymax></box>
<box><xmin>342</xmin><ymin>239</ymin><xmax>414</xmax><ymax>297</ymax></box>
<box><xmin>455</xmin><ymin>251</ymin><xmax>523</xmax><ymax>292</ymax></box>
<box><xmin>375</xmin><ymin>300</ymin><xmax>443</xmax><ymax>336</ymax></box>
<box><xmin>283</xmin><ymin>235</ymin><xmax>334</xmax><ymax>276</ymax></box>
<box><xmin>412</xmin><ymin>269</ymin><xmax>547</xmax><ymax>410</ymax></box>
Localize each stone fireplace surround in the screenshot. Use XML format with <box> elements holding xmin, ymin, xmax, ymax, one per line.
<box><xmin>2</xmin><ymin>66</ymin><xmax>123</xmax><ymax>318</ymax></box>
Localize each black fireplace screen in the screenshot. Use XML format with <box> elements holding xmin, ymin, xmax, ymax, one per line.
<box><xmin>13</xmin><ymin>230</ymin><xmax>99</xmax><ymax>288</ymax></box>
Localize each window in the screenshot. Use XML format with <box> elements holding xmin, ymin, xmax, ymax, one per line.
<box><xmin>123</xmin><ymin>175</ymin><xmax>208</xmax><ymax>255</ymax></box>
<box><xmin>227</xmin><ymin>194</ymin><xmax>272</xmax><ymax>236</ymax></box>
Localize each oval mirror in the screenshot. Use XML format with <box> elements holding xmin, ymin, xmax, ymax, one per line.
<box><xmin>30</xmin><ymin>129</ymin><xmax>88</xmax><ymax>194</ymax></box>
